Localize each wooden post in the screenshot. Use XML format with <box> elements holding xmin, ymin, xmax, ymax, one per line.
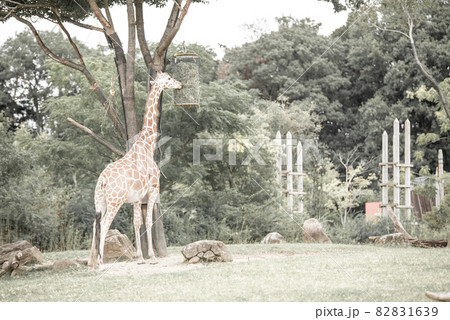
<box><xmin>286</xmin><ymin>131</ymin><xmax>293</xmax><ymax>213</ymax></box>
<box><xmin>276</xmin><ymin>131</ymin><xmax>282</xmax><ymax>184</ymax></box>
<box><xmin>382</xmin><ymin>131</ymin><xmax>389</xmax><ymax>217</ymax></box>
<box><xmin>404</xmin><ymin>119</ymin><xmax>411</xmax><ymax>220</ymax></box>
<box><xmin>297</xmin><ymin>141</ymin><xmax>304</xmax><ymax>214</ymax></box>
<box><xmin>393</xmin><ymin>118</ymin><xmax>400</xmax><ymax>219</ymax></box>
<box><xmin>436</xmin><ymin>149</ymin><xmax>444</xmax><ymax>209</ymax></box>
<box><xmin>435</xmin><ymin>167</ymin><xmax>441</xmax><ymax>209</ymax></box>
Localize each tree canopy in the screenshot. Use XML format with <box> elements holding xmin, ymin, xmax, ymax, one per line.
<box><xmin>1</xmin><ymin>0</ymin><xmax>449</xmax><ymax>249</ymax></box>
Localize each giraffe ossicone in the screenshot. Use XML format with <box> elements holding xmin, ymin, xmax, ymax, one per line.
<box><xmin>88</xmin><ymin>71</ymin><xmax>182</xmax><ymax>270</ymax></box>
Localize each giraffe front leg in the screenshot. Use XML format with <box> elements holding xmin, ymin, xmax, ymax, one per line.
<box><xmin>145</xmin><ymin>192</ymin><xmax>159</xmax><ymax>264</ymax></box>
<box><xmin>133</xmin><ymin>202</ymin><xmax>145</xmax><ymax>264</ymax></box>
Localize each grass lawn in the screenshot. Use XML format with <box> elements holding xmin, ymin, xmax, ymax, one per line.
<box><xmin>0</xmin><ymin>243</ymin><xmax>448</xmax><ymax>302</ymax></box>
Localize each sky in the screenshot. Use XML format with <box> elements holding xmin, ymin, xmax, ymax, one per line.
<box><xmin>0</xmin><ymin>0</ymin><xmax>348</xmax><ymax>58</ymax></box>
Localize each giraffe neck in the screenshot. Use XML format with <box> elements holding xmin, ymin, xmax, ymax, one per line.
<box><xmin>142</xmin><ymin>82</ymin><xmax>164</xmax><ymax>133</ymax></box>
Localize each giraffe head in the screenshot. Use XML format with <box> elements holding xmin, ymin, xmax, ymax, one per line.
<box><xmin>152</xmin><ymin>71</ymin><xmax>182</xmax><ymax>90</ymax></box>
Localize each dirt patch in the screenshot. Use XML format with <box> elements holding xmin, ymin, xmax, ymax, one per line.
<box><xmin>100</xmin><ymin>251</ymin><xmax>314</xmax><ymax>276</ymax></box>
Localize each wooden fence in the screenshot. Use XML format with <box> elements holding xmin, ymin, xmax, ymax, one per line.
<box><xmin>275</xmin><ymin>131</ymin><xmax>305</xmax><ymax>216</ymax></box>
<box><xmin>379</xmin><ymin>119</ymin><xmax>413</xmax><ymax>220</ymax></box>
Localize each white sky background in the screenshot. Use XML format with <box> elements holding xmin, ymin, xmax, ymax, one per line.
<box><xmin>0</xmin><ymin>0</ymin><xmax>348</xmax><ymax>58</ymax></box>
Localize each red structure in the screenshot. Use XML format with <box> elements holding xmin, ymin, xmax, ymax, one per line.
<box><xmin>365</xmin><ymin>202</ymin><xmax>382</xmax><ymax>221</ymax></box>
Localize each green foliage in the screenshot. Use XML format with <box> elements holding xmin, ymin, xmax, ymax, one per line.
<box><xmin>0</xmin><ymin>31</ymin><xmax>95</xmax><ymax>131</ymax></box>
<box><xmin>0</xmin><ymin>1</ymin><xmax>206</xmax><ymax>22</ymax></box>
<box><xmin>2</xmin><ymin>1</ymin><xmax>450</xmax><ymax>252</ymax></box>
<box><xmin>159</xmin><ymin>79</ymin><xmax>290</xmax><ymax>244</ymax></box>
<box><xmin>302</xmin><ymin>147</ymin><xmax>376</xmax><ymax>226</ymax></box>
<box><xmin>319</xmin><ymin>0</ymin><xmax>366</xmax><ymax>12</ymax></box>
<box><xmin>326</xmin><ymin>216</ymin><xmax>395</xmax><ymax>244</ymax></box>
<box><xmin>422</xmin><ymin>176</ymin><xmax>450</xmax><ymax>232</ymax></box>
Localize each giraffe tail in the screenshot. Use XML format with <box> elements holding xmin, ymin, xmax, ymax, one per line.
<box><xmin>94</xmin><ymin>177</ymin><xmax>106</xmax><ymax>262</ymax></box>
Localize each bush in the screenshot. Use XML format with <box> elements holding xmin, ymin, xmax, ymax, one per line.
<box><xmin>325</xmin><ymin>216</ymin><xmax>395</xmax><ymax>244</ymax></box>
<box><xmin>422</xmin><ymin>177</ymin><xmax>450</xmax><ymax>234</ymax></box>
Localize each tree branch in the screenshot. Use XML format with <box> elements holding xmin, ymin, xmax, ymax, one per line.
<box><xmin>155</xmin><ymin>0</ymin><xmax>192</xmax><ymax>58</ymax></box>
<box><xmin>60</xmin><ymin>15</ymin><xmax>103</xmax><ymax>32</ymax></box>
<box><xmin>12</xmin><ymin>13</ymin><xmax>127</xmax><ymax>140</ymax></box>
<box><xmin>67</xmin><ymin>118</ymin><xmax>125</xmax><ymax>157</ymax></box>
<box><xmin>375</xmin><ymin>11</ymin><xmax>450</xmax><ymax>120</ymax></box>
<box><xmin>373</xmin><ymin>23</ymin><xmax>410</xmax><ymax>39</ymax></box>
<box><xmin>103</xmin><ymin>0</ymin><xmax>115</xmax><ymax>29</ymax></box>
<box><xmin>12</xmin><ymin>13</ymin><xmax>83</xmax><ymax>71</ymax></box>
<box><xmin>407</xmin><ymin>19</ymin><xmax>450</xmax><ymax>120</ymax></box>
<box><xmin>386</xmin><ymin>205</ymin><xmax>415</xmax><ymax>240</ymax></box>
<box><xmin>81</xmin><ymin>69</ymin><xmax>127</xmax><ymax>141</ymax></box>
<box><xmin>135</xmin><ymin>0</ymin><xmax>153</xmax><ymax>69</ymax></box>
<box><xmin>1</xmin><ymin>0</ymin><xmax>53</xmax><ymax>9</ymax></box>
<box><xmin>49</xmin><ymin>7</ymin><xmax>86</xmax><ymax>67</ymax></box>
<box><xmin>87</xmin><ymin>0</ymin><xmax>135</xmax><ymax>140</ymax></box>
<box><xmin>86</xmin><ymin>0</ymin><xmax>114</xmax><ymax>34</ymax></box>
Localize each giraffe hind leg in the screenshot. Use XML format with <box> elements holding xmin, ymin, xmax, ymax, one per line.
<box><xmin>95</xmin><ymin>210</ymin><xmax>102</xmax><ymax>260</ymax></box>
<box><xmin>97</xmin><ymin>202</ymin><xmax>121</xmax><ymax>271</ymax></box>
<box><xmin>88</xmin><ymin>211</ymin><xmax>102</xmax><ymax>269</ymax></box>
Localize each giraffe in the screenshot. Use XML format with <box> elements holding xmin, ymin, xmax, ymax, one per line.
<box><xmin>88</xmin><ymin>71</ymin><xmax>182</xmax><ymax>270</ymax></box>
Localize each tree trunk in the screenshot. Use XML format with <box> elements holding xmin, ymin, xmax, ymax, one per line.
<box><xmin>369</xmin><ymin>206</ymin><xmax>448</xmax><ymax>248</ymax></box>
<box><xmin>152</xmin><ymin>202</ymin><xmax>168</xmax><ymax>257</ymax></box>
<box><xmin>0</xmin><ymin>241</ymin><xmax>44</xmax><ymax>278</ymax></box>
<box><xmin>386</xmin><ymin>206</ymin><xmax>415</xmax><ymax>240</ymax></box>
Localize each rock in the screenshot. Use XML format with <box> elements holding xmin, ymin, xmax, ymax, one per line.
<box><xmin>182</xmin><ymin>240</ymin><xmax>233</xmax><ymax>264</ymax></box>
<box><xmin>189</xmin><ymin>256</ymin><xmax>200</xmax><ymax>264</ymax></box>
<box><xmin>52</xmin><ymin>259</ymin><xmax>79</xmax><ymax>271</ymax></box>
<box><xmin>372</xmin><ymin>233</ymin><xmax>411</xmax><ymax>245</ymax></box>
<box><xmin>261</xmin><ymin>232</ymin><xmax>286</xmax><ymax>244</ymax></box>
<box><xmin>104</xmin><ymin>229</ymin><xmax>136</xmax><ymax>261</ymax></box>
<box><xmin>302</xmin><ymin>218</ymin><xmax>332</xmax><ymax>244</ymax></box>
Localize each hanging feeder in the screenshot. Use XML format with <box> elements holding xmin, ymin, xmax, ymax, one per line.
<box><xmin>172</xmin><ymin>53</ymin><xmax>200</xmax><ymax>107</ymax></box>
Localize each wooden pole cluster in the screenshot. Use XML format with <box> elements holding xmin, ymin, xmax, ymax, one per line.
<box><xmin>435</xmin><ymin>149</ymin><xmax>444</xmax><ymax>209</ymax></box>
<box><xmin>276</xmin><ymin>131</ymin><xmax>305</xmax><ymax>216</ymax></box>
<box><xmin>379</xmin><ymin>119</ymin><xmax>413</xmax><ymax>220</ymax></box>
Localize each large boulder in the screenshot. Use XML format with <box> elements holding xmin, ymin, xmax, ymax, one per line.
<box><xmin>182</xmin><ymin>240</ymin><xmax>233</xmax><ymax>264</ymax></box>
<box><xmin>302</xmin><ymin>218</ymin><xmax>332</xmax><ymax>244</ymax></box>
<box><xmin>261</xmin><ymin>232</ymin><xmax>286</xmax><ymax>244</ymax></box>
<box><xmin>104</xmin><ymin>229</ymin><xmax>136</xmax><ymax>261</ymax></box>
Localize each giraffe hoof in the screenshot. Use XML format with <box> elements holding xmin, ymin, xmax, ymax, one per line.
<box><xmin>147</xmin><ymin>257</ymin><xmax>159</xmax><ymax>265</ymax></box>
<box><xmin>137</xmin><ymin>259</ymin><xmax>146</xmax><ymax>265</ymax></box>
<box><xmin>98</xmin><ymin>265</ymin><xmax>107</xmax><ymax>272</ymax></box>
